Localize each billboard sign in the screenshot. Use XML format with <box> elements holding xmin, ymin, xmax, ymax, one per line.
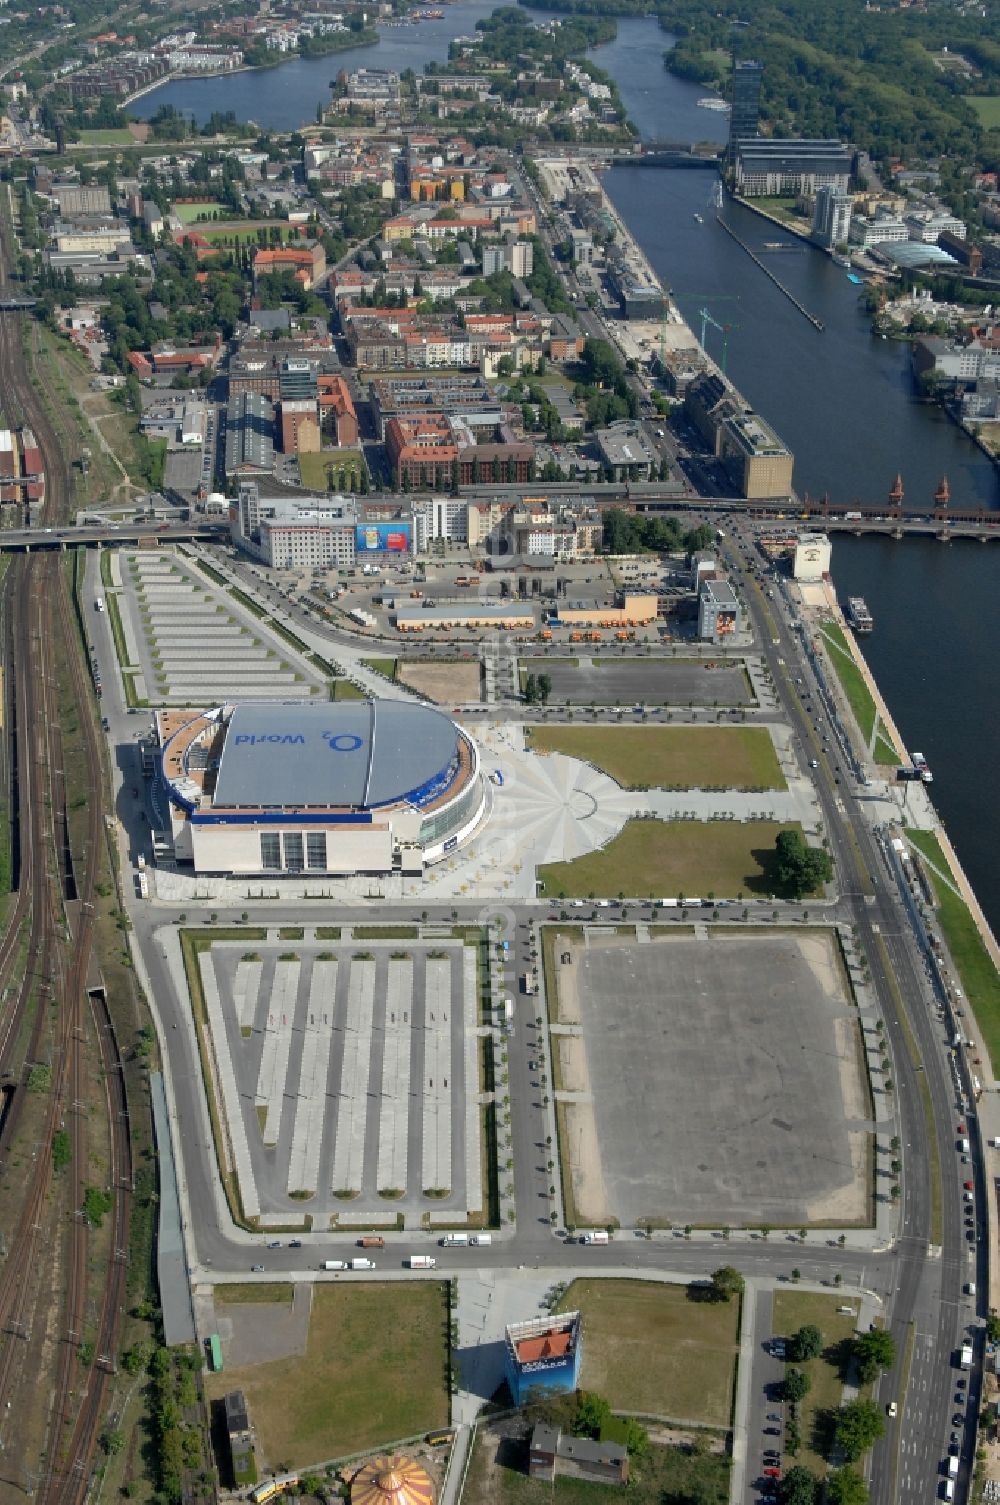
<box><xmin>356</xmin><ymin>523</ymin><xmax>411</xmax><ymax>554</ymax></box>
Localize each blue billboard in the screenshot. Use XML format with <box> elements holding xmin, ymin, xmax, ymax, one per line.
<box><xmin>355</xmin><ymin>522</ymin><xmax>412</xmax><ymax>554</ymax></box>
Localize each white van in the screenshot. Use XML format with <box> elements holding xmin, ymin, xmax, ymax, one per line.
<box><xmin>350</xmin><ymin>1257</ymin><xmax>375</xmax><ymax>1270</ymax></box>
<box><xmin>581</xmin><ymin>1231</ymin><xmax>610</xmax><ymax>1245</ymax></box>
<box><xmin>469</xmin><ymin>1234</ymin><xmax>492</xmax><ymax>1246</ymax></box>
<box><xmin>965</xmin><ymin>1282</ymin><xmax>976</xmax><ymax>1297</ymax></box>
<box><xmin>948</xmin><ymin>1457</ymin><xmax>959</xmax><ymax>1478</ymax></box>
<box><xmin>943</xmin><ymin>1481</ymin><xmax>955</xmax><ymax>1502</ymax></box>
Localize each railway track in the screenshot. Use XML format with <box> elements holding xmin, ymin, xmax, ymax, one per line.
<box><xmin>0</xmin><ymin>192</ymin><xmax>130</xmax><ymax>1502</ymax></box>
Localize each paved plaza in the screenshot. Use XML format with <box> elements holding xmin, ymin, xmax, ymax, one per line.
<box><xmin>551</xmin><ymin>929</ymin><xmax>872</xmax><ymax>1230</ymax></box>
<box><xmin>540</xmin><ymin>657</ymin><xmax>753</xmax><ymax>706</ymax></box>
<box><xmin>193</xmin><ymin>933</ymin><xmax>484</xmax><ymax>1227</ymax></box>
<box><xmin>109</xmin><ymin>550</ymin><xmax>324</xmax><ymax>703</ymax></box>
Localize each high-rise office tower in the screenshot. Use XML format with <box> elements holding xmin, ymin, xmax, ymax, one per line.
<box><xmin>728</xmin><ymin>58</ymin><xmax>763</xmax><ymax>162</ymax></box>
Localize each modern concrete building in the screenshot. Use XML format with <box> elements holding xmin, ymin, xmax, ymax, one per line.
<box><xmin>728</xmin><ymin>58</ymin><xmax>763</xmax><ymax>163</ymax></box>
<box><xmin>698</xmin><ymin>575</ymin><xmax>741</xmax><ymax>643</ymax></box>
<box><xmin>734</xmin><ymin>139</ymin><xmax>851</xmax><ymax>198</ymax></box>
<box><xmin>158</xmin><ymin>699</ymin><xmax>487</xmax><ymax>874</ymax></box>
<box><xmin>595</xmin><ymin>421</ymin><xmax>659</xmax><ymax>482</ymax></box>
<box><xmin>812</xmin><ymin>186</ymin><xmax>852</xmax><ymax>248</ymax></box>
<box><xmin>232</xmin><ymin>482</ymin><xmax>357</xmax><ymax>568</ymax></box>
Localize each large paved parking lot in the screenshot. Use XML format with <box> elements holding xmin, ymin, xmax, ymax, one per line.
<box><xmin>551</xmin><ymin>929</ymin><xmax>871</xmax><ymax>1230</ymax></box>
<box><xmin>538</xmin><ymin>657</ymin><xmax>752</xmax><ymax>706</ymax></box>
<box><xmin>192</xmin><ymin>933</ymin><xmax>483</xmax><ymax>1228</ymax></box>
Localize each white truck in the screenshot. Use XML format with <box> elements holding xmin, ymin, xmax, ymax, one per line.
<box><xmin>581</xmin><ymin>1231</ymin><xmax>609</xmax><ymax>1245</ymax></box>
<box><xmin>440</xmin><ymin>1233</ymin><xmax>469</xmax><ymax>1247</ymax></box>
<box><xmin>323</xmin><ymin>1260</ymin><xmax>348</xmax><ymax>1271</ymax></box>
<box><xmin>960</xmin><ymin>1342</ymin><xmax>973</xmax><ymax>1369</ymax></box>
<box><xmin>470</xmin><ymin>1234</ymin><xmax>492</xmax><ymax>1246</ymax></box>
<box><xmin>407</xmin><ymin>1255</ymin><xmax>437</xmax><ymax>1269</ymax></box>
<box><xmin>350</xmin><ymin>1257</ymin><xmax>376</xmax><ymax>1270</ymax></box>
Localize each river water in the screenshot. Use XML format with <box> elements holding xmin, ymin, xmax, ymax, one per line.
<box><xmin>134</xmin><ymin>8</ymin><xmax>1000</xmax><ymax>933</ymax></box>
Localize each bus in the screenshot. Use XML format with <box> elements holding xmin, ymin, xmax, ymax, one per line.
<box><xmin>426</xmin><ymin>1430</ymin><xmax>456</xmax><ymax>1447</ymax></box>
<box><xmin>207</xmin><ymin>1333</ymin><xmax>223</xmax><ymax>1372</ymax></box>
<box><xmin>250</xmin><ymin>1475</ymin><xmax>299</xmax><ymax>1504</ymax></box>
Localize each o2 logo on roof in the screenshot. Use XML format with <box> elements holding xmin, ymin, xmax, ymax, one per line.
<box><xmin>322</xmin><ymin>731</ymin><xmax>364</xmax><ymax>753</ymax></box>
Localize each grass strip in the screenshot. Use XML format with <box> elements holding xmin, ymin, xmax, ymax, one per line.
<box><xmin>179</xmin><ymin>928</ymin><xmax>267</xmax><ymax>1229</ymax></box>
<box><xmin>905</xmin><ymin>828</ymin><xmax>1000</xmax><ymax>1074</ymax></box>
<box><xmin>817</xmin><ymin>622</ymin><xmax>898</xmax><ymax>766</ymax></box>
<box><xmin>105</xmin><ymin>590</ymin><xmax>132</xmax><ymax>670</ymax></box>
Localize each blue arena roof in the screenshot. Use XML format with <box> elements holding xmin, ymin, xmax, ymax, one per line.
<box><xmin>213</xmin><ymin>700</ymin><xmax>461</xmax><ymax>810</ymax></box>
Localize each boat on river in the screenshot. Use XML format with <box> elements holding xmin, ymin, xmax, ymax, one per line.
<box><xmin>847</xmin><ymin>596</ymin><xmax>874</xmax><ymax>633</ymax></box>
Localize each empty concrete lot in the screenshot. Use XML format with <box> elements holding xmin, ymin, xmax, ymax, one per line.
<box><xmin>539</xmin><ymin>658</ymin><xmax>751</xmax><ymax>706</ymax></box>
<box><xmin>554</xmin><ymin>930</ymin><xmax>870</xmax><ymax>1229</ymax></box>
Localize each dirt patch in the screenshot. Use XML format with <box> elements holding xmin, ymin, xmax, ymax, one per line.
<box><xmin>398</xmin><ymin>660</ymin><xmax>482</xmax><ymax>704</ymax></box>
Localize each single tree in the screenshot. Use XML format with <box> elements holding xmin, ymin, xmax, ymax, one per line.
<box><xmin>834</xmin><ymin>1398</ymin><xmax>885</xmax><ymax>1462</ymax></box>
<box><xmin>779</xmin><ymin>1465</ymin><xmax>820</xmax><ymax>1505</ymax></box>
<box><xmin>826</xmin><ymin>1466</ymin><xmax>869</xmax><ymax>1505</ymax></box>
<box><xmin>789</xmin><ymin>1324</ymin><xmax>824</xmax><ymax>1363</ymax></box>
<box><xmin>709</xmin><ymin>1265</ymin><xmax>745</xmax><ymax>1303</ymax></box>
<box><xmin>852</xmin><ymin>1327</ymin><xmax>896</xmax><ymax>1383</ymax></box>
<box><xmin>782</xmin><ymin>1368</ymin><xmax>811</xmax><ymax>1403</ymax></box>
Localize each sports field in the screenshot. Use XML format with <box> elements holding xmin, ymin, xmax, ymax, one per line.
<box><xmin>557</xmin><ymin>1278</ymin><xmax>740</xmax><ymax>1426</ymax></box>
<box><xmin>527</xmin><ymin>725</ymin><xmax>784</xmax><ymax>790</ymax></box>
<box><xmin>538</xmin><ymin>819</ymin><xmax>808</xmax><ymax>899</ymax></box>
<box><xmin>174</xmin><ymin>201</ymin><xmax>227</xmax><ymax>224</ymax></box>
<box><xmin>205</xmin><ymin>1282</ymin><xmax>448</xmax><ymax>1466</ymax></box>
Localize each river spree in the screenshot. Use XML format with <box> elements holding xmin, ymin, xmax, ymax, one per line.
<box><xmin>592</xmin><ymin>18</ymin><xmax>1000</xmax><ymax>933</ymax></box>
<box><xmin>135</xmin><ymin>9</ymin><xmax>1000</xmax><ymax>932</ymax></box>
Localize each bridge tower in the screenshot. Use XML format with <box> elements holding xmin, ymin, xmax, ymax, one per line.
<box><xmin>889</xmin><ymin>472</ymin><xmax>904</xmax><ymax>514</ymax></box>
<box><xmin>934</xmin><ymin>475</ymin><xmax>950</xmax><ymax>510</ymax></box>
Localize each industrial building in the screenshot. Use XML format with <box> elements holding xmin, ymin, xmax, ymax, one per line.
<box><xmin>556</xmin><ymin>591</ymin><xmax>658</xmax><ymax>628</ymax></box>
<box><xmin>157</xmin><ymin>699</ymin><xmax>486</xmax><ymax>874</ymax></box>
<box><xmin>717</xmin><ymin>409</ymin><xmax>794</xmax><ymax>499</ymax></box>
<box><xmin>224</xmin><ymin>392</ymin><xmax>274</xmax><ymax>478</ymax></box>
<box><xmin>793</xmin><ymin>532</ymin><xmax>832</xmax><ymax>581</ymax></box>
<box><xmin>529</xmin><ymin>1426</ymin><xmax>628</xmax><ymax>1488</ymax></box>
<box><xmin>504</xmin><ymin>1312</ymin><xmax>582</xmax><ymax>1406</ymax></box>
<box><xmin>222</xmin><ymin>1391</ymin><xmax>258</xmax><ymax>1488</ymax></box>
<box><xmin>394</xmin><ymin>602</ymin><xmax>535</xmax><ymax>633</ymax></box>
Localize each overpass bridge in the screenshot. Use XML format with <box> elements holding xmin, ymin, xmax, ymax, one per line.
<box><xmin>617</xmin><ymin>142</ymin><xmax>722</xmax><ymax>169</ymax></box>
<box><xmin>0</xmin><ymin>520</ymin><xmax>229</xmax><ymax>552</ymax></box>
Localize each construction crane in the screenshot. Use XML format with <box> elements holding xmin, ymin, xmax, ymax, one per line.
<box><xmin>696</xmin><ymin>306</ymin><xmax>739</xmax><ymax>374</ymax></box>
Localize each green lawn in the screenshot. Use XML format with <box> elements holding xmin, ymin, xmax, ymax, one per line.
<box><xmin>332</xmin><ymin>678</ymin><xmax>366</xmax><ymax>700</ymax></box>
<box><xmin>905</xmin><ymin>828</ymin><xmax>1000</xmax><ymax>1072</ymax></box>
<box><xmin>298</xmin><ymin>449</ymin><xmax>365</xmax><ymax>492</ymax></box>
<box><xmin>817</xmin><ymin>622</ymin><xmax>898</xmax><ymax>764</ymax></box>
<box><xmin>965</xmin><ymin>95</ymin><xmax>1000</xmax><ymax>127</ymax></box>
<box><xmin>205</xmin><ymin>1283</ymin><xmax>449</xmax><ymax>1468</ymax></box>
<box><xmin>362</xmin><ymin>657</ymin><xmax>397</xmax><ymax>679</ymax></box>
<box><xmin>464</xmin><ymin>1432</ymin><xmax>729</xmax><ymax>1505</ymax></box>
<box><xmin>771</xmin><ymin>1291</ymin><xmax>861</xmax><ymax>1476</ymax></box>
<box><xmin>526</xmin><ymin>725</ymin><xmax>785</xmax><ymax>790</ymax></box>
<box><xmin>174</xmin><ymin>200</ymin><xmax>227</xmax><ymax>224</ymax></box>
<box><xmin>538</xmin><ymin>819</ymin><xmax>809</xmax><ymax>900</ymax></box>
<box><xmin>197</xmin><ymin>223</ymin><xmax>305</xmax><ymax>244</ymax></box>
<box><xmin>556</xmin><ymin>1279</ymin><xmax>740</xmax><ymax>1427</ymax></box>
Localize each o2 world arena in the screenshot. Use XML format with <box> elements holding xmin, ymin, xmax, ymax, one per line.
<box><xmin>156</xmin><ymin>699</ymin><xmax>486</xmax><ymax>876</ymax></box>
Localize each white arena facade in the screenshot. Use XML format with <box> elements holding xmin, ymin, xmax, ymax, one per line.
<box><xmin>157</xmin><ymin>699</ymin><xmax>487</xmax><ymax>876</ymax></box>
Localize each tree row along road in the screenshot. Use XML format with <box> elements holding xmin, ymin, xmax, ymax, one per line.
<box><xmin>0</xmin><ymin>208</ymin><xmax>129</xmax><ymax>1502</ymax></box>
